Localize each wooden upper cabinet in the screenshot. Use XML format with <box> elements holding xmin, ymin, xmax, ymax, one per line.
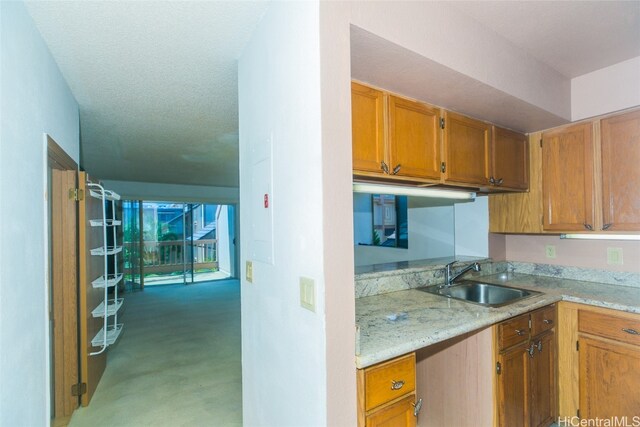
<box><xmin>600</xmin><ymin>109</ymin><xmax>640</xmax><ymax>231</ymax></box>
<box><xmin>352</xmin><ymin>82</ymin><xmax>386</xmax><ymax>175</ymax></box>
<box><xmin>443</xmin><ymin>111</ymin><xmax>491</xmax><ymax>186</ymax></box>
<box><xmin>491</xmin><ymin>126</ymin><xmax>529</xmax><ymax>190</ymax></box>
<box><xmin>388</xmin><ymin>95</ymin><xmax>441</xmax><ymax>181</ymax></box>
<box><xmin>542</xmin><ymin>122</ymin><xmax>595</xmax><ymax>231</ymax></box>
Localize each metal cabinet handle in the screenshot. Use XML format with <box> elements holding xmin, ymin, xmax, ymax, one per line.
<box><xmin>380</xmin><ymin>161</ymin><xmax>390</xmax><ymax>174</ymax></box>
<box><xmin>391</xmin><ymin>380</ymin><xmax>405</xmax><ymax>390</ymax></box>
<box><xmin>583</xmin><ymin>223</ymin><xmax>593</xmax><ymax>231</ymax></box>
<box><xmin>489</xmin><ymin>176</ymin><xmax>496</xmax><ymax>185</ymax></box>
<box><xmin>412</xmin><ymin>398</ymin><xmax>423</xmax><ymax>417</ymax></box>
<box><xmin>543</xmin><ymin>319</ymin><xmax>553</xmax><ymax>325</ymax></box>
<box><xmin>528</xmin><ymin>343</ymin><xmax>536</xmax><ymax>358</ymax></box>
<box><xmin>515</xmin><ymin>329</ymin><xmax>525</xmax><ymax>336</ymax></box>
<box><xmin>622</xmin><ymin>328</ymin><xmax>639</xmax><ymax>335</ymax></box>
<box><xmin>602</xmin><ymin>223</ymin><xmax>613</xmax><ymax>231</ymax></box>
<box><xmin>496</xmin><ymin>178</ymin><xmax>504</xmax><ymax>186</ymax></box>
<box><xmin>392</xmin><ymin>164</ymin><xmax>402</xmax><ymax>175</ymax></box>
<box><xmin>537</xmin><ymin>340</ymin><xmax>543</xmax><ymax>353</ymax></box>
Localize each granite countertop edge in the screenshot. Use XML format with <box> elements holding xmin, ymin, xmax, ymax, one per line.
<box><xmin>355</xmin><ymin>272</ymin><xmax>640</xmax><ymax>369</ymax></box>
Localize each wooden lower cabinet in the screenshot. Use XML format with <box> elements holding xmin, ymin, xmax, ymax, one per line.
<box><xmin>357</xmin><ymin>353</ymin><xmax>420</xmax><ymax>427</ymax></box>
<box><xmin>365</xmin><ymin>395</ymin><xmax>417</xmax><ymax>427</ymax></box>
<box><xmin>495</xmin><ymin>305</ymin><xmax>556</xmax><ymax>427</ymax></box>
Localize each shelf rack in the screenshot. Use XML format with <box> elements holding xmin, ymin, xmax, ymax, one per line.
<box><xmin>87</xmin><ymin>182</ymin><xmax>123</xmax><ymax>355</ymax></box>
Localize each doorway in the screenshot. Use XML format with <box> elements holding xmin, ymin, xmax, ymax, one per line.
<box><xmin>122</xmin><ymin>201</ymin><xmax>236</xmax><ymax>289</ymax></box>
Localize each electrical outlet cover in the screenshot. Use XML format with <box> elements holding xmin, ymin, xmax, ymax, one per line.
<box><xmin>545</xmin><ymin>245</ymin><xmax>556</xmax><ymax>259</ymax></box>
<box><xmin>607</xmin><ymin>247</ymin><xmax>623</xmax><ymax>265</ymax></box>
<box><xmin>246</xmin><ymin>261</ymin><xmax>253</xmax><ymax>283</ymax></box>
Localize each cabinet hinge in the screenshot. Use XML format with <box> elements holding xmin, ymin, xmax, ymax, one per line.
<box><xmin>496</xmin><ymin>361</ymin><xmax>502</xmax><ymax>375</ymax></box>
<box><xmin>577</xmin><ymin>409</ymin><xmax>580</xmax><ymax>418</ymax></box>
<box><xmin>539</xmin><ymin>138</ymin><xmax>543</xmax><ymax>148</ymax></box>
<box><xmin>576</xmin><ymin>340</ymin><xmax>580</xmax><ymax>351</ymax></box>
<box><xmin>440</xmin><ymin>118</ymin><xmax>445</xmax><ymax>129</ymax></box>
<box><xmin>441</xmin><ymin>162</ymin><xmax>446</xmax><ymax>173</ymax></box>
<box><xmin>528</xmin><ymin>318</ymin><xmax>532</xmax><ymax>329</ymax></box>
<box><xmin>68</xmin><ymin>188</ymin><xmax>84</xmax><ymax>201</ymax></box>
<box><xmin>71</xmin><ymin>382</ymin><xmax>87</xmax><ymax>396</ymax></box>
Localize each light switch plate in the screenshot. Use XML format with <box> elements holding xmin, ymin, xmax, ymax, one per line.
<box><xmin>607</xmin><ymin>247</ymin><xmax>623</xmax><ymax>265</ymax></box>
<box><xmin>545</xmin><ymin>245</ymin><xmax>556</xmax><ymax>259</ymax></box>
<box><xmin>300</xmin><ymin>277</ymin><xmax>315</xmax><ymax>312</ymax></box>
<box><xmin>246</xmin><ymin>261</ymin><xmax>253</xmax><ymax>283</ymax></box>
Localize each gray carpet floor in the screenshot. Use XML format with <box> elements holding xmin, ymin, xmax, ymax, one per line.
<box><xmin>69</xmin><ymin>280</ymin><xmax>242</xmax><ymax>427</ymax></box>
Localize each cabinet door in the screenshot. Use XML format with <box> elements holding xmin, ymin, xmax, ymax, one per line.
<box><xmin>579</xmin><ymin>336</ymin><xmax>640</xmax><ymax>419</ymax></box>
<box><xmin>491</xmin><ymin>126</ymin><xmax>529</xmax><ymax>190</ymax></box>
<box><xmin>443</xmin><ymin>111</ymin><xmax>491</xmax><ymax>186</ymax></box>
<box><xmin>542</xmin><ymin>122</ymin><xmax>594</xmax><ymax>231</ymax></box>
<box><xmin>497</xmin><ymin>345</ymin><xmax>528</xmax><ymax>427</ymax></box>
<box><xmin>352</xmin><ymin>82</ymin><xmax>386</xmax><ymax>175</ymax></box>
<box><xmin>365</xmin><ymin>395</ymin><xmax>417</xmax><ymax>427</ymax></box>
<box><xmin>529</xmin><ymin>332</ymin><xmax>556</xmax><ymax>427</ymax></box>
<box><xmin>388</xmin><ymin>95</ymin><xmax>441</xmax><ymax>181</ymax></box>
<box><xmin>600</xmin><ymin>109</ymin><xmax>640</xmax><ymax>231</ymax></box>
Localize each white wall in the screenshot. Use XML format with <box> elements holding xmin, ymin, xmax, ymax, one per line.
<box><xmin>216</xmin><ymin>205</ymin><xmax>234</xmax><ymax>276</ymax></box>
<box><xmin>454</xmin><ymin>196</ymin><xmax>489</xmax><ymax>258</ymax></box>
<box><xmin>571</xmin><ymin>56</ymin><xmax>640</xmax><ymax>121</ymax></box>
<box><xmin>0</xmin><ymin>2</ymin><xmax>79</xmax><ymax>425</ymax></box>
<box><xmin>238</xmin><ymin>2</ymin><xmax>328</xmax><ymax>425</ymax></box>
<box><xmin>101</xmin><ymin>180</ymin><xmax>239</xmax><ymax>204</ymax></box>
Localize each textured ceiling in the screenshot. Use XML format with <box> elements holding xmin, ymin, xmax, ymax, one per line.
<box><xmin>26</xmin><ymin>1</ymin><xmax>269</xmax><ymax>187</ymax></box>
<box><xmin>452</xmin><ymin>1</ymin><xmax>640</xmax><ymax>78</ymax></box>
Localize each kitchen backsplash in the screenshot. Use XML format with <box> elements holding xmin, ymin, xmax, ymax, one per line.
<box><xmin>355</xmin><ymin>259</ymin><xmax>639</xmax><ymax>298</ymax></box>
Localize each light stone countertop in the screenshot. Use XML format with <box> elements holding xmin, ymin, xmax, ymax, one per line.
<box><xmin>355</xmin><ymin>272</ymin><xmax>640</xmax><ymax>368</ymax></box>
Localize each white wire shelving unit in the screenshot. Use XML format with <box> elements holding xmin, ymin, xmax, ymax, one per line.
<box><xmin>88</xmin><ymin>182</ymin><xmax>123</xmax><ymax>355</ymax></box>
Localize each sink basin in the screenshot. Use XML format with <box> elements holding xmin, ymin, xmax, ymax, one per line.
<box><xmin>418</xmin><ymin>280</ymin><xmax>541</xmax><ymax>307</ymax></box>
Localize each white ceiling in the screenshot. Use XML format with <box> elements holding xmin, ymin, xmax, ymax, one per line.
<box><xmin>26</xmin><ymin>1</ymin><xmax>269</xmax><ymax>187</ymax></box>
<box><xmin>452</xmin><ymin>1</ymin><xmax>640</xmax><ymax>78</ymax></box>
<box><xmin>26</xmin><ymin>1</ymin><xmax>640</xmax><ymax>186</ymax></box>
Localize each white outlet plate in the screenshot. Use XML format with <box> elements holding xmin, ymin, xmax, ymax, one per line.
<box><xmin>607</xmin><ymin>247</ymin><xmax>623</xmax><ymax>265</ymax></box>
<box><xmin>300</xmin><ymin>277</ymin><xmax>315</xmax><ymax>312</ymax></box>
<box><xmin>545</xmin><ymin>245</ymin><xmax>556</xmax><ymax>259</ymax></box>
<box><xmin>246</xmin><ymin>261</ymin><xmax>253</xmax><ymax>283</ymax></box>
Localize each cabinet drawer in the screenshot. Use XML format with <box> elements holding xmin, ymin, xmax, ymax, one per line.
<box><xmin>364</xmin><ymin>353</ymin><xmax>416</xmax><ymax>411</ymax></box>
<box><xmin>498</xmin><ymin>314</ymin><xmax>529</xmax><ymax>350</ymax></box>
<box><xmin>579</xmin><ymin>310</ymin><xmax>640</xmax><ymax>347</ymax></box>
<box><xmin>531</xmin><ymin>305</ymin><xmax>556</xmax><ymax>336</ymax></box>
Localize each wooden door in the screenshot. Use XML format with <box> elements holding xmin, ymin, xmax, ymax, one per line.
<box><xmin>388</xmin><ymin>95</ymin><xmax>441</xmax><ymax>181</ymax></box>
<box><xmin>78</xmin><ymin>172</ymin><xmax>107</xmax><ymax>405</ymax></box>
<box><xmin>579</xmin><ymin>336</ymin><xmax>640</xmax><ymax>419</ymax></box>
<box><xmin>600</xmin><ymin>109</ymin><xmax>640</xmax><ymax>231</ymax></box>
<box><xmin>491</xmin><ymin>126</ymin><xmax>529</xmax><ymax>190</ymax></box>
<box><xmin>443</xmin><ymin>111</ymin><xmax>491</xmax><ymax>186</ymax></box>
<box><xmin>497</xmin><ymin>345</ymin><xmax>528</xmax><ymax>427</ymax></box>
<box><xmin>529</xmin><ymin>332</ymin><xmax>556</xmax><ymax>427</ymax></box>
<box><xmin>365</xmin><ymin>395</ymin><xmax>416</xmax><ymax>427</ymax></box>
<box><xmin>50</xmin><ymin>169</ymin><xmax>79</xmax><ymax>424</ymax></box>
<box><xmin>542</xmin><ymin>122</ymin><xmax>594</xmax><ymax>231</ymax></box>
<box><xmin>352</xmin><ymin>82</ymin><xmax>386</xmax><ymax>175</ymax></box>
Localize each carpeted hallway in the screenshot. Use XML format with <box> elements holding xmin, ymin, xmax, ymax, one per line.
<box><xmin>69</xmin><ymin>280</ymin><xmax>242</xmax><ymax>427</ymax></box>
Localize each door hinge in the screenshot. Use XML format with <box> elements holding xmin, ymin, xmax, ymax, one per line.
<box><xmin>68</xmin><ymin>188</ymin><xmax>84</xmax><ymax>201</ymax></box>
<box><xmin>440</xmin><ymin>118</ymin><xmax>445</xmax><ymax>129</ymax></box>
<box><xmin>496</xmin><ymin>361</ymin><xmax>502</xmax><ymax>375</ymax></box>
<box><xmin>440</xmin><ymin>162</ymin><xmax>446</xmax><ymax>173</ymax></box>
<box><xmin>71</xmin><ymin>382</ymin><xmax>87</xmax><ymax>396</ymax></box>
<box><xmin>576</xmin><ymin>340</ymin><xmax>580</xmax><ymax>351</ymax></box>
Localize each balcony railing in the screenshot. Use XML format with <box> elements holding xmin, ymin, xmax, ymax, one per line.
<box><xmin>123</xmin><ymin>239</ymin><xmax>218</xmax><ymax>275</ymax></box>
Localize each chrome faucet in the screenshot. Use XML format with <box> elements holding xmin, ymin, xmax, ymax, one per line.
<box><xmin>443</xmin><ymin>261</ymin><xmax>481</xmax><ymax>287</ymax></box>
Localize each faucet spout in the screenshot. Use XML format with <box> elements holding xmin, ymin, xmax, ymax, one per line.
<box><xmin>444</xmin><ymin>262</ymin><xmax>481</xmax><ymax>287</ymax></box>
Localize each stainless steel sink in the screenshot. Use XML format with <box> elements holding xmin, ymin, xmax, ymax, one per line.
<box><xmin>418</xmin><ymin>280</ymin><xmax>540</xmax><ymax>307</ymax></box>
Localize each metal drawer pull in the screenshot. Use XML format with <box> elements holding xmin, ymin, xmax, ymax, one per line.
<box><xmin>528</xmin><ymin>343</ymin><xmax>536</xmax><ymax>358</ymax></box>
<box><xmin>391</xmin><ymin>380</ymin><xmax>405</xmax><ymax>390</ymax></box>
<box><xmin>380</xmin><ymin>161</ymin><xmax>390</xmax><ymax>174</ymax></box>
<box><xmin>543</xmin><ymin>319</ymin><xmax>553</xmax><ymax>324</ymax></box>
<box><xmin>622</xmin><ymin>328</ymin><xmax>639</xmax><ymax>335</ymax></box>
<box><xmin>515</xmin><ymin>329</ymin><xmax>525</xmax><ymax>336</ymax></box>
<box><xmin>413</xmin><ymin>398</ymin><xmax>423</xmax><ymax>417</ymax></box>
<box><xmin>392</xmin><ymin>164</ymin><xmax>402</xmax><ymax>175</ymax></box>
